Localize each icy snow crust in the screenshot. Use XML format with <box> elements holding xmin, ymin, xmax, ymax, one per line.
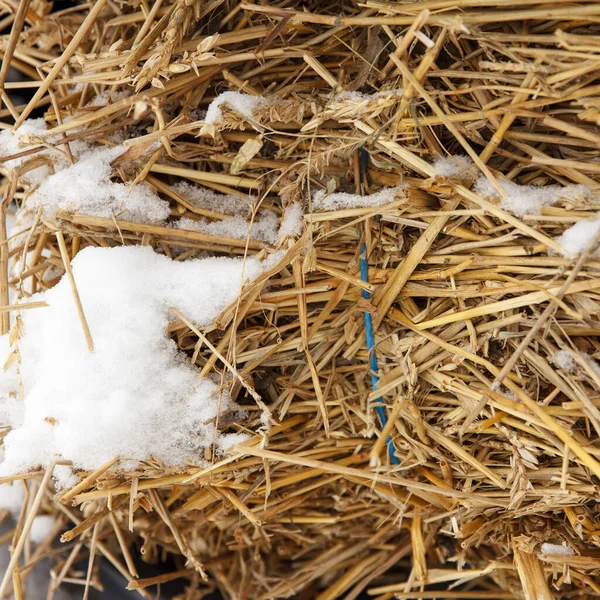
<box><xmin>0</xmin><ymin>246</ymin><xmax>265</xmax><ymax>476</ymax></box>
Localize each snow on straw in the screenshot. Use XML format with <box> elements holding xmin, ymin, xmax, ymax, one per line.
<box><xmin>205</xmin><ymin>92</ymin><xmax>263</xmax><ymax>124</ymax></box>
<box><xmin>53</xmin><ymin>465</ymin><xmax>80</xmax><ymax>491</ymax></box>
<box><xmin>0</xmin><ymin>245</ymin><xmax>271</xmax><ymax>476</ymax></box>
<box><xmin>554</xmin><ymin>350</ymin><xmax>577</xmax><ymax>371</ymax></box>
<box><xmin>555</xmin><ymin>215</ymin><xmax>600</xmax><ymax>257</ymax></box>
<box><xmin>1</xmin><ymin>119</ymin><xmax>168</xmax><ymax>224</ymax></box>
<box><xmin>553</xmin><ymin>349</ymin><xmax>600</xmax><ymax>376</ymax></box>
<box><xmin>278</xmin><ymin>203</ymin><xmax>304</xmax><ymax>239</ymax></box>
<box><xmin>540</xmin><ymin>543</ymin><xmax>575</xmax><ymax>556</ymax></box>
<box><xmin>433</xmin><ymin>155</ymin><xmax>474</xmax><ymax>178</ymax></box>
<box><xmin>334</xmin><ymin>89</ymin><xmax>404</xmax><ymax>102</ymax></box>
<box><xmin>474</xmin><ymin>177</ymin><xmax>589</xmax><ymax>217</ymax></box>
<box><xmin>177</xmin><ymin>211</ymin><xmax>280</xmax><ymax>244</ymax></box>
<box><xmin>0</xmin><ymin>119</ymin><xmax>53</xmax><ymax>186</ymax></box>
<box><xmin>25</xmin><ymin>144</ymin><xmax>170</xmax><ymax>224</ymax></box>
<box><xmin>312</xmin><ymin>186</ymin><xmax>404</xmax><ymax>212</ymax></box>
<box><xmin>172</xmin><ymin>181</ymin><xmax>252</xmax><ymax>216</ymax></box>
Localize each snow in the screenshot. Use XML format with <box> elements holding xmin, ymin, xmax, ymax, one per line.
<box><xmin>177</xmin><ymin>201</ymin><xmax>304</xmax><ymax>244</ymax></box>
<box><xmin>0</xmin><ymin>245</ymin><xmax>269</xmax><ymax>476</ymax></box>
<box><xmin>541</xmin><ymin>542</ymin><xmax>575</xmax><ymax>556</ymax></box>
<box><xmin>474</xmin><ymin>177</ymin><xmax>589</xmax><ymax>217</ymax></box>
<box><xmin>29</xmin><ymin>515</ymin><xmax>56</xmax><ymax>544</ymax></box>
<box><xmin>334</xmin><ymin>89</ymin><xmax>403</xmax><ymax>102</ymax></box>
<box><xmin>554</xmin><ymin>350</ymin><xmax>576</xmax><ymax>371</ymax></box>
<box><xmin>53</xmin><ymin>465</ymin><xmax>80</xmax><ymax>491</ymax></box>
<box><xmin>433</xmin><ymin>155</ymin><xmax>473</xmax><ymax>178</ymax></box>
<box><xmin>278</xmin><ymin>203</ymin><xmax>304</xmax><ymax>238</ymax></box>
<box><xmin>0</xmin><ymin>336</ymin><xmax>23</xmax><ymax>429</ymax></box>
<box><xmin>173</xmin><ymin>181</ymin><xmax>252</xmax><ymax>216</ymax></box>
<box><xmin>1</xmin><ymin>119</ymin><xmax>169</xmax><ymax>225</ymax></box>
<box><xmin>555</xmin><ymin>215</ymin><xmax>600</xmax><ymax>257</ymax></box>
<box><xmin>86</xmin><ymin>89</ymin><xmax>129</xmax><ymax>108</ymax></box>
<box><xmin>312</xmin><ymin>186</ymin><xmax>405</xmax><ymax>212</ymax></box>
<box><xmin>0</xmin><ymin>483</ymin><xmax>24</xmax><ymax>516</ymax></box>
<box><xmin>178</xmin><ymin>211</ymin><xmax>280</xmax><ymax>244</ymax></box>
<box><xmin>205</xmin><ymin>92</ymin><xmax>262</xmax><ymax>124</ymax></box>
<box><xmin>553</xmin><ymin>349</ymin><xmax>600</xmax><ymax>377</ymax></box>
<box><xmin>0</xmin><ymin>118</ymin><xmax>51</xmax><ymax>186</ymax></box>
<box><xmin>26</xmin><ymin>144</ymin><xmax>170</xmax><ymax>224</ymax></box>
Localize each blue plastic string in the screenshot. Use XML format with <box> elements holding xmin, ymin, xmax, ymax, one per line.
<box><xmin>358</xmin><ymin>150</ymin><xmax>399</xmax><ymax>465</ymax></box>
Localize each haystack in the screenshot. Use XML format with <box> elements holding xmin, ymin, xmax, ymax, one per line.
<box><xmin>1</xmin><ymin>1</ymin><xmax>600</xmax><ymax>599</ymax></box>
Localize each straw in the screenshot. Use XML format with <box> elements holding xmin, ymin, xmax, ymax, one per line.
<box><xmin>1</xmin><ymin>1</ymin><xmax>600</xmax><ymax>598</ymax></box>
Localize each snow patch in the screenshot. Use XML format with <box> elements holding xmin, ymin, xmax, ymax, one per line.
<box><xmin>205</xmin><ymin>92</ymin><xmax>262</xmax><ymax>124</ymax></box>
<box><xmin>541</xmin><ymin>542</ymin><xmax>575</xmax><ymax>556</ymax></box>
<box><xmin>555</xmin><ymin>215</ymin><xmax>600</xmax><ymax>257</ymax></box>
<box><xmin>53</xmin><ymin>465</ymin><xmax>80</xmax><ymax>492</ymax></box>
<box><xmin>0</xmin><ymin>119</ymin><xmax>52</xmax><ymax>186</ymax></box>
<box><xmin>0</xmin><ymin>245</ymin><xmax>267</xmax><ymax>476</ymax></box>
<box><xmin>334</xmin><ymin>89</ymin><xmax>403</xmax><ymax>102</ymax></box>
<box><xmin>554</xmin><ymin>350</ymin><xmax>577</xmax><ymax>371</ymax></box>
<box><xmin>173</xmin><ymin>182</ymin><xmax>252</xmax><ymax>217</ymax></box>
<box><xmin>433</xmin><ymin>155</ymin><xmax>474</xmax><ymax>178</ymax></box>
<box><xmin>0</xmin><ymin>483</ymin><xmax>24</xmax><ymax>516</ymax></box>
<box><xmin>553</xmin><ymin>349</ymin><xmax>600</xmax><ymax>377</ymax></box>
<box><xmin>474</xmin><ymin>177</ymin><xmax>589</xmax><ymax>217</ymax></box>
<box><xmin>26</xmin><ymin>144</ymin><xmax>170</xmax><ymax>224</ymax></box>
<box><xmin>312</xmin><ymin>186</ymin><xmax>404</xmax><ymax>212</ymax></box>
<box><xmin>177</xmin><ymin>210</ymin><xmax>280</xmax><ymax>244</ymax></box>
<box><xmin>29</xmin><ymin>515</ymin><xmax>56</xmax><ymax>544</ymax></box>
<box><xmin>278</xmin><ymin>203</ymin><xmax>303</xmax><ymax>239</ymax></box>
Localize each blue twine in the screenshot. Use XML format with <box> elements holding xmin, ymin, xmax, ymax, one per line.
<box><xmin>359</xmin><ymin>243</ymin><xmax>399</xmax><ymax>466</ymax></box>
<box><xmin>358</xmin><ymin>148</ymin><xmax>398</xmax><ymax>465</ymax></box>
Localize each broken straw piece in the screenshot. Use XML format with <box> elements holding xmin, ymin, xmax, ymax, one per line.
<box><xmin>474</xmin><ymin>176</ymin><xmax>589</xmax><ymax>217</ymax></box>
<box><xmin>312</xmin><ymin>186</ymin><xmax>405</xmax><ymax>212</ymax></box>
<box><xmin>0</xmin><ymin>245</ymin><xmax>271</xmax><ymax>476</ymax></box>
<box><xmin>205</xmin><ymin>92</ymin><xmax>263</xmax><ymax>124</ymax></box>
<box><xmin>555</xmin><ymin>215</ymin><xmax>600</xmax><ymax>257</ymax></box>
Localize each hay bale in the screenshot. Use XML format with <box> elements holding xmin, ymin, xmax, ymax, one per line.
<box><xmin>1</xmin><ymin>1</ymin><xmax>600</xmax><ymax>598</ymax></box>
